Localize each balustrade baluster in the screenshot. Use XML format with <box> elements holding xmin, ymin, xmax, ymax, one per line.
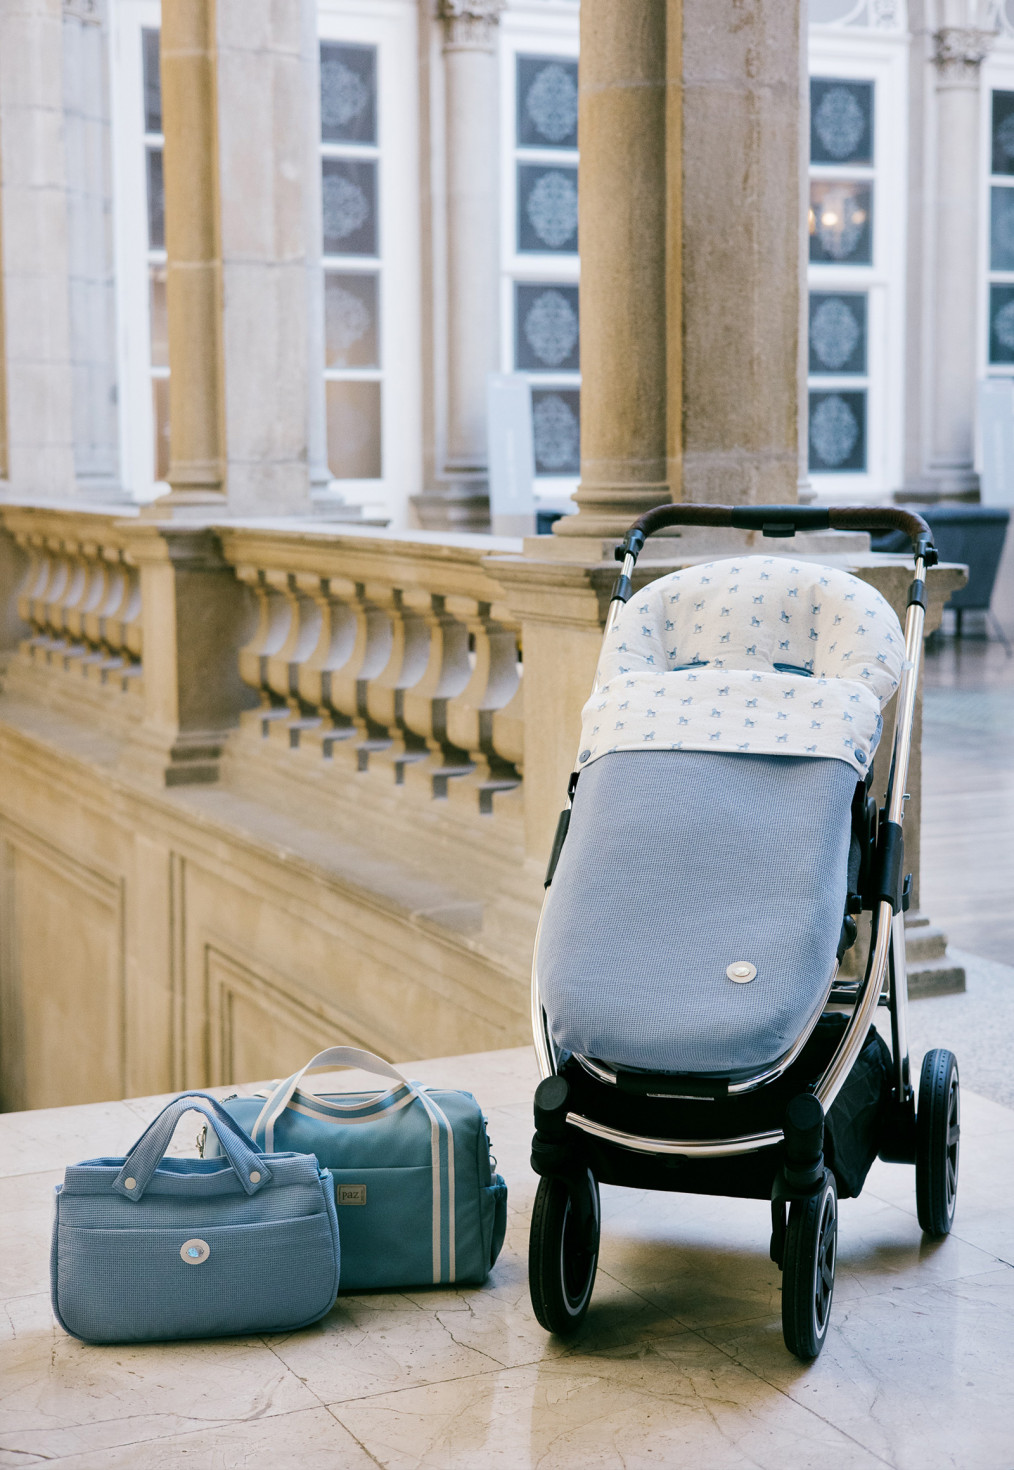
<box><xmin>294</xmin><ymin>574</ymin><xmax>358</xmax><ymax>756</ymax></box>
<box><xmin>400</xmin><ymin>590</ymin><xmax>473</xmax><ymax>788</ymax></box>
<box><xmin>236</xmin><ymin>565</ymin><xmax>294</xmax><ymax>736</ymax></box>
<box><xmin>445</xmin><ymin>597</ymin><xmax>523</xmax><ymax>811</ymax></box>
<box><xmin>262</xmin><ymin>571</ymin><xmax>324</xmax><ymax>749</ymax></box>
<box><xmin>360</xmin><ymin>585</ymin><xmax>430</xmax><ymax>775</ymax></box>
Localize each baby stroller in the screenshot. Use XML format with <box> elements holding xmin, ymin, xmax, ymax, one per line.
<box><xmin>528</xmin><ymin>504</ymin><xmax>960</xmax><ymax>1361</ymax></box>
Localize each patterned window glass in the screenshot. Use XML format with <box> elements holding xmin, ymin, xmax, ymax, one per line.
<box><xmin>517</xmin><ymin>164</ymin><xmax>578</xmax><ymax>254</ymax></box>
<box><xmin>516</xmin><ymin>56</ymin><xmax>578</xmax><ymax>149</ymax></box>
<box><xmin>808</xmin><ymin>390</ymin><xmax>866</xmax><ymax>473</ymax></box>
<box><xmin>809</xmin><ymin>180</ymin><xmax>872</xmax><ymax>265</ymax></box>
<box><xmin>320</xmin><ymin>42</ymin><xmax>381</xmax><ymax>482</ymax></box>
<box><xmin>142</xmin><ymin>28</ymin><xmax>168</xmax><ymax>482</ymax></box>
<box><xmin>531</xmin><ymin>389</ymin><xmax>580</xmax><ymax>476</ymax></box>
<box><xmin>992</xmin><ymin>91</ymin><xmax>1014</xmax><ymax>177</ymax></box>
<box><xmin>989</xmin><ymin>284</ymin><xmax>1014</xmax><ymax>364</ymax></box>
<box><xmin>320</xmin><ymin>43</ymin><xmax>376</xmax><ymax>145</ymax></box>
<box><xmin>810</xmin><ymin>79</ymin><xmax>873</xmax><ymax>166</ymax></box>
<box><xmin>808</xmin><ymin>292</ymin><xmax>866</xmax><ymax>375</ymax></box>
<box><xmin>515</xmin><ymin>283</ymin><xmax>579</xmax><ymax>373</ymax></box>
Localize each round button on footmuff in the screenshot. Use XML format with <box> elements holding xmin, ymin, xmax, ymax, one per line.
<box><xmin>726</xmin><ymin>961</ymin><xmax>757</xmax><ymax>983</ymax></box>
<box><xmin>180</xmin><ymin>1238</ymin><xmax>210</xmax><ymax>1264</ymax></box>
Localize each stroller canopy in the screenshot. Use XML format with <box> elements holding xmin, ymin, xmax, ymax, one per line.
<box><xmin>579</xmin><ymin>557</ymin><xmax>904</xmax><ymax>777</ymax></box>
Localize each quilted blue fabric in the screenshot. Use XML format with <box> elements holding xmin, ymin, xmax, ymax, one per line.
<box><xmin>538</xmin><ymin>750</ymin><xmax>856</xmax><ymax>1075</ymax></box>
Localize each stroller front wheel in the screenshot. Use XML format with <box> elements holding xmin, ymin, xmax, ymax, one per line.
<box><xmin>529</xmin><ymin>1169</ymin><xmax>600</xmax><ymax>1334</ymax></box>
<box><xmin>915</xmin><ymin>1048</ymin><xmax>960</xmax><ymax>1237</ymax></box>
<box><xmin>781</xmin><ymin>1170</ymin><xmax>838</xmax><ymax>1362</ymax></box>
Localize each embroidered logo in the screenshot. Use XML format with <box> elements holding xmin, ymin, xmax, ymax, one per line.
<box><xmin>338</xmin><ymin>1184</ymin><xmax>367</xmax><ymax>1206</ymax></box>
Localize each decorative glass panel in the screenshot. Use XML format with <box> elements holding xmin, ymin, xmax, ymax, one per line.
<box><xmin>325</xmin><ymin>272</ymin><xmax>379</xmax><ymax>369</ymax></box>
<box><xmin>991</xmin><ymin>186</ymin><xmax>1014</xmax><ymax>270</ymax></box>
<box><xmin>808</xmin><ymin>292</ymin><xmax>866</xmax><ymax>375</ymax></box>
<box><xmin>531</xmin><ymin>388</ymin><xmax>580</xmax><ymax>476</ymax></box>
<box><xmin>810</xmin><ymin>79</ymin><xmax>873</xmax><ymax>166</ymax></box>
<box><xmin>989</xmin><ymin>284</ymin><xmax>1014</xmax><ymax>364</ymax></box>
<box><xmin>322</xmin><ymin>158</ymin><xmax>377</xmax><ymax>257</ymax></box>
<box><xmin>992</xmin><ymin>91</ymin><xmax>1014</xmax><ymax>177</ymax></box>
<box><xmin>142</xmin><ymin>28</ymin><xmax>161</xmax><ymax>134</ymax></box>
<box><xmin>517</xmin><ymin>164</ymin><xmax>578</xmax><ymax>254</ymax></box>
<box><xmin>149</xmin><ymin>264</ymin><xmax>168</xmax><ymax>368</ymax></box>
<box><xmin>146</xmin><ymin>147</ymin><xmax>164</xmax><ymax>250</ymax></box>
<box><xmin>516</xmin><ymin>56</ymin><xmax>578</xmax><ymax>149</ymax></box>
<box><xmin>515</xmin><ymin>283</ymin><xmax>579</xmax><ymax>372</ymax></box>
<box><xmin>808</xmin><ymin>390</ymin><xmax>866</xmax><ymax>472</ymax></box>
<box><xmin>809</xmin><ymin>180</ymin><xmax>872</xmax><ymax>264</ymax></box>
<box><xmin>320</xmin><ymin>42</ymin><xmax>376</xmax><ymax>146</ymax></box>
<box><xmin>326</xmin><ymin>379</ymin><xmax>382</xmax><ymax>478</ymax></box>
<box><xmin>152</xmin><ymin>376</ymin><xmax>170</xmax><ymax>481</ymax></box>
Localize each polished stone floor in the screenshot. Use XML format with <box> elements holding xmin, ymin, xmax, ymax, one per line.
<box><xmin>3</xmin><ymin>1045</ymin><xmax>1014</xmax><ymax>1470</ymax></box>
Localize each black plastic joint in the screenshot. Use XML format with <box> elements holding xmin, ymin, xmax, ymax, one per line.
<box><xmin>902</xmin><ymin>873</ymin><xmax>912</xmax><ymax>913</ymax></box>
<box><xmin>907</xmin><ymin>578</ymin><xmax>926</xmax><ymax>610</ymax></box>
<box><xmin>614</xmin><ymin>529</ymin><xmax>645</xmax><ymax>563</ymax></box>
<box><xmin>534</xmin><ymin>1075</ymin><xmax>571</xmax><ymax>1139</ymax></box>
<box><xmin>876</xmin><ymin>820</ymin><xmax>905</xmax><ymax>911</ymax></box>
<box><xmin>611</xmin><ymin>574</ymin><xmax>632</xmax><ymax>604</ymax></box>
<box><xmin>915</xmin><ymin>534</ymin><xmax>938</xmax><ymax>568</ymax></box>
<box><xmin>544</xmin><ymin>808</ymin><xmax>571</xmax><ymax>887</ymax></box>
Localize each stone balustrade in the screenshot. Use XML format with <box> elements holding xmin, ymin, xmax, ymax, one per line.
<box><xmin>216</xmin><ymin>525</ymin><xmax>525</xmax><ymax>816</ymax></box>
<box><xmin>0</xmin><ymin>505</ymin><xmax>144</xmax><ymax>708</ymax></box>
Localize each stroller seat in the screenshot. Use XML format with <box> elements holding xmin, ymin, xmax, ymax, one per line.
<box><xmin>538</xmin><ymin>556</ymin><xmax>905</xmax><ymax>1079</ymax></box>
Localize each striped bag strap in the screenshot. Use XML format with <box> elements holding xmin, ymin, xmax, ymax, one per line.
<box><xmin>252</xmin><ymin>1047</ymin><xmax>456</xmax><ymax>1284</ymax></box>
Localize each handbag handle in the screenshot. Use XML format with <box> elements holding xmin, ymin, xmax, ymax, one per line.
<box><xmin>112</xmin><ymin>1091</ymin><xmax>271</xmax><ymax>1202</ymax></box>
<box><xmin>253</xmin><ymin>1046</ymin><xmax>416</xmax><ymax>1151</ymax></box>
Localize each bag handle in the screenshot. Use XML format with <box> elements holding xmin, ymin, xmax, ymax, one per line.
<box><xmin>112</xmin><ymin>1091</ymin><xmax>271</xmax><ymax>1202</ymax></box>
<box><xmin>253</xmin><ymin>1046</ymin><xmax>415</xmax><ymax>1151</ymax></box>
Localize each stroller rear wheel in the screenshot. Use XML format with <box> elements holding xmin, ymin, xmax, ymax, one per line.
<box><xmin>916</xmin><ymin>1048</ymin><xmax>960</xmax><ymax>1237</ymax></box>
<box><xmin>781</xmin><ymin>1170</ymin><xmax>837</xmax><ymax>1361</ymax></box>
<box><xmin>529</xmin><ymin>1169</ymin><xmax>600</xmax><ymax>1334</ymax></box>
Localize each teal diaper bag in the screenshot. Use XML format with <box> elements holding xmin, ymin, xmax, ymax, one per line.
<box><xmin>214</xmin><ymin>1047</ymin><xmax>508</xmax><ymax>1291</ymax></box>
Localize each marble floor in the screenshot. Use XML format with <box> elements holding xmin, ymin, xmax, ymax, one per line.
<box><xmin>3</xmin><ymin>1044</ymin><xmax>1014</xmax><ymax>1470</ymax></box>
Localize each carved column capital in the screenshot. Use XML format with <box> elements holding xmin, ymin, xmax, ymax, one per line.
<box><xmin>932</xmin><ymin>26</ymin><xmax>996</xmax><ymax>80</ymax></box>
<box><xmin>438</xmin><ymin>0</ymin><xmax>506</xmax><ymax>52</ymax></box>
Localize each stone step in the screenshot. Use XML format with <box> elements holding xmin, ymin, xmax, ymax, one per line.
<box><xmin>908</xmin><ymin>953</ymin><xmax>966</xmax><ymax>999</ymax></box>
<box><xmin>905</xmin><ymin>921</ymin><xmax>949</xmax><ymax>963</ymax></box>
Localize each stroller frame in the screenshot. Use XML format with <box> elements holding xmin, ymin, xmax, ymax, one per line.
<box><xmin>528</xmin><ymin>503</ymin><xmax>960</xmax><ymax>1360</ymax></box>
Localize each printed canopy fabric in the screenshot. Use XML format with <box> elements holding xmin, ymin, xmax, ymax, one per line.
<box><xmin>578</xmin><ymin>556</ymin><xmax>904</xmax><ymax>778</ymax></box>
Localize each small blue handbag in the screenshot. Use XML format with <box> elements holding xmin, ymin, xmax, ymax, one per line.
<box><xmin>51</xmin><ymin>1091</ymin><xmax>340</xmax><ymax>1345</ymax></box>
<box><xmin>214</xmin><ymin>1048</ymin><xmax>508</xmax><ymax>1291</ymax></box>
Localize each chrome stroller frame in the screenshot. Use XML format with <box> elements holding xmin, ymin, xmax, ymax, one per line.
<box><xmin>528</xmin><ymin>504</ymin><xmax>961</xmax><ymax>1360</ymax></box>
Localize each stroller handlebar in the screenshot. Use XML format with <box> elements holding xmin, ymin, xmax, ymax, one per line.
<box><xmin>617</xmin><ymin>504</ymin><xmax>937</xmax><ymax>567</ymax></box>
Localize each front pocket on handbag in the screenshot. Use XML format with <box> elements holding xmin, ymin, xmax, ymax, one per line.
<box><xmin>55</xmin><ymin>1212</ymin><xmax>339</xmax><ymax>1345</ymax></box>
<box><xmin>331</xmin><ymin>1165</ymin><xmax>444</xmax><ymax>1291</ymax></box>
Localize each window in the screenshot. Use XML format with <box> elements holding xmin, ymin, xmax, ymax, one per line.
<box><xmin>109</xmin><ymin>0</ymin><xmax>167</xmax><ymax>499</ymax></box>
<box><xmin>501</xmin><ymin>38</ymin><xmax>580</xmax><ymax>496</ymax></box>
<box><xmin>807</xmin><ymin>78</ymin><xmax>874</xmax><ymax>477</ymax></box>
<box><xmin>987</xmin><ymin>91</ymin><xmax>1014</xmax><ymax>366</ymax></box>
<box><xmin>316</xmin><ymin>2</ymin><xmax>421</xmax><ymax>524</ymax></box>
<box><xmin>142</xmin><ymin>27</ymin><xmax>169</xmax><ymax>483</ymax></box>
<box><xmin>320</xmin><ymin>40</ymin><xmax>382</xmax><ymax>481</ymax></box>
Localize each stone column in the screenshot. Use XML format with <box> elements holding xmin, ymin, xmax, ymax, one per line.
<box><xmin>414</xmin><ymin>0</ymin><xmax>505</xmax><ymax>533</ymax></box>
<box><xmin>0</xmin><ymin>0</ymin><xmax>76</xmax><ymax>500</ymax></box>
<box><xmin>557</xmin><ymin>0</ymin><xmax>803</xmax><ymax>545</ymax></box>
<box><xmin>553</xmin><ymin>0</ymin><xmax>673</xmax><ymax>540</ymax></box>
<box><xmin>157</xmin><ymin>0</ymin><xmax>320</xmax><ymax>517</ymax></box>
<box><xmin>915</xmin><ymin>19</ymin><xmax>995</xmax><ymax>500</ymax></box>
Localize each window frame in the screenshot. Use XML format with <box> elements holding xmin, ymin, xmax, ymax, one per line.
<box><xmin>317</xmin><ymin>0</ymin><xmax>422</xmax><ymax>527</ymax></box>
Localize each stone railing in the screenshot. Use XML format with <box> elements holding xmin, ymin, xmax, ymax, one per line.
<box><xmin>0</xmin><ymin>506</ymin><xmax>144</xmax><ymax>707</ymax></box>
<box><xmin>216</xmin><ymin>524</ymin><xmax>525</xmax><ymax>817</ymax></box>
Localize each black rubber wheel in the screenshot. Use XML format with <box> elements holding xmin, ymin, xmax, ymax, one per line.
<box><xmin>781</xmin><ymin>1171</ymin><xmax>838</xmax><ymax>1361</ymax></box>
<box><xmin>529</xmin><ymin>1169</ymin><xmax>600</xmax><ymax>1334</ymax></box>
<box><xmin>916</xmin><ymin>1048</ymin><xmax>960</xmax><ymax>1237</ymax></box>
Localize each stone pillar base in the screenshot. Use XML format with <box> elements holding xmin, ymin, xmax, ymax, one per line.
<box><xmin>412</xmin><ymin>486</ymin><xmax>491</xmax><ymax>533</ymax></box>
